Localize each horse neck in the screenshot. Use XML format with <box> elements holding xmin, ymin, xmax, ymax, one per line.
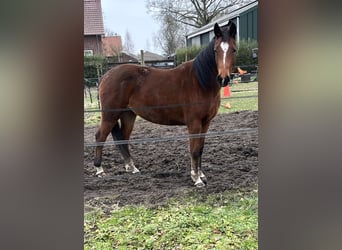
<box><xmin>193</xmin><ymin>40</ymin><xmax>218</xmax><ymax>91</ymax></box>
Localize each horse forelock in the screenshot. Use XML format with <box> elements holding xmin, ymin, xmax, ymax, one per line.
<box><xmin>221</xmin><ymin>27</ymin><xmax>230</xmax><ymax>42</ymax></box>
<box><xmin>193</xmin><ymin>39</ymin><xmax>217</xmax><ymax>90</ymax></box>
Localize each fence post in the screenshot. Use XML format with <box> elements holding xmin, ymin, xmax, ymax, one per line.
<box><xmin>88</xmin><ymin>86</ymin><xmax>93</xmax><ymax>103</ymax></box>
<box><xmin>96</xmin><ymin>64</ymin><xmax>101</xmax><ymax>109</ymax></box>
<box><xmin>140</xmin><ymin>50</ymin><xmax>145</xmax><ymax>66</ymax></box>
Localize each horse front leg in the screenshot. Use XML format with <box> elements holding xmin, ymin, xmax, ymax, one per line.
<box><xmin>188</xmin><ymin>120</ymin><xmax>209</xmax><ymax>187</ymax></box>
<box><xmin>189</xmin><ymin>138</ymin><xmax>205</xmax><ymax>187</ymax></box>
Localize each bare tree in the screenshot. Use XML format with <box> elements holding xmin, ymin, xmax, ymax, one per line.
<box><xmin>108</xmin><ymin>45</ymin><xmax>122</xmax><ymax>62</ymax></box>
<box><xmin>147</xmin><ymin>0</ymin><xmax>250</xmax><ymax>28</ymax></box>
<box><xmin>145</xmin><ymin>39</ymin><xmax>151</xmax><ymax>52</ymax></box>
<box><xmin>153</xmin><ymin>13</ymin><xmax>187</xmax><ymax>56</ymax></box>
<box><xmin>105</xmin><ymin>28</ymin><xmax>118</xmax><ymax>37</ymax></box>
<box><xmin>123</xmin><ymin>29</ymin><xmax>135</xmax><ymax>53</ymax></box>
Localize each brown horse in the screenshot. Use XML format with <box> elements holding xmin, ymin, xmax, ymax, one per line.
<box><xmin>94</xmin><ymin>22</ymin><xmax>237</xmax><ymax>187</ymax></box>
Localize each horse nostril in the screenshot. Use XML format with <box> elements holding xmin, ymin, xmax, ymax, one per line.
<box><xmin>216</xmin><ymin>75</ymin><xmax>222</xmax><ymax>83</ymax></box>
<box><xmin>217</xmin><ymin>75</ymin><xmax>230</xmax><ymax>87</ymax></box>
<box><xmin>222</xmin><ymin>76</ymin><xmax>230</xmax><ymax>87</ymax></box>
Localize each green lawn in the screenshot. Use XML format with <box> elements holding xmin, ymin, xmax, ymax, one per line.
<box><xmin>84</xmin><ymin>190</ymin><xmax>258</xmax><ymax>250</ymax></box>
<box><xmin>219</xmin><ymin>81</ymin><xmax>258</xmax><ymax>113</ymax></box>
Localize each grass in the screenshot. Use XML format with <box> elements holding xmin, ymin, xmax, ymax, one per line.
<box><xmin>219</xmin><ymin>81</ymin><xmax>258</xmax><ymax>113</ymax></box>
<box><xmin>84</xmin><ymin>190</ymin><xmax>258</xmax><ymax>250</ymax></box>
<box><xmin>84</xmin><ymin>87</ymin><xmax>101</xmax><ymax>126</ymax></box>
<box><xmin>84</xmin><ymin>81</ymin><xmax>258</xmax><ymax>126</ymax></box>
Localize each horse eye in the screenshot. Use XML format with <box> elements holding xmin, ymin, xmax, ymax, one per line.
<box><xmin>232</xmin><ymin>48</ymin><xmax>237</xmax><ymax>53</ymax></box>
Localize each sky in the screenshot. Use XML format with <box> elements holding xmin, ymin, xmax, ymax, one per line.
<box><xmin>101</xmin><ymin>0</ymin><xmax>162</xmax><ymax>55</ymax></box>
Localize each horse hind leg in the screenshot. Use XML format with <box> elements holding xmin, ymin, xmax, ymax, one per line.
<box><xmin>94</xmin><ymin>120</ymin><xmax>116</xmax><ymax>177</ymax></box>
<box><xmin>111</xmin><ymin>111</ymin><xmax>139</xmax><ymax>173</ymax></box>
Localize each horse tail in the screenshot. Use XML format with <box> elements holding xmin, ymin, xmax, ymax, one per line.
<box><xmin>111</xmin><ymin>122</ymin><xmax>131</xmax><ymax>159</ymax></box>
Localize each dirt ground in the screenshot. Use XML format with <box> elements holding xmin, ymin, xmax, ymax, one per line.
<box><xmin>84</xmin><ymin>110</ymin><xmax>258</xmax><ymax>212</ymax></box>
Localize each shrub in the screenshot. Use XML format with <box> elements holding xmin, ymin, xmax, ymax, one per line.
<box><xmin>236</xmin><ymin>39</ymin><xmax>258</xmax><ymax>72</ymax></box>
<box><xmin>84</xmin><ymin>55</ymin><xmax>107</xmax><ymax>87</ymax></box>
<box><xmin>175</xmin><ymin>45</ymin><xmax>204</xmax><ymax>65</ymax></box>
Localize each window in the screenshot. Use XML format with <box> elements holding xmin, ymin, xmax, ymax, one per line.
<box><xmin>84</xmin><ymin>50</ymin><xmax>93</xmax><ymax>57</ymax></box>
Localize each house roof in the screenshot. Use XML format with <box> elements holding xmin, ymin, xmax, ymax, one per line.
<box><xmin>121</xmin><ymin>51</ymin><xmax>139</xmax><ymax>61</ymax></box>
<box><xmin>121</xmin><ymin>51</ymin><xmax>165</xmax><ymax>62</ymax></box>
<box><xmin>186</xmin><ymin>0</ymin><xmax>258</xmax><ymax>39</ymax></box>
<box><xmin>102</xmin><ymin>36</ymin><xmax>123</xmax><ymax>57</ymax></box>
<box><xmin>84</xmin><ymin>0</ymin><xmax>105</xmax><ymax>35</ymax></box>
<box><xmin>142</xmin><ymin>51</ymin><xmax>165</xmax><ymax>61</ymax></box>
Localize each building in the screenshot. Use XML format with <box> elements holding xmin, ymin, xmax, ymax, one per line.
<box><xmin>186</xmin><ymin>0</ymin><xmax>258</xmax><ymax>47</ymax></box>
<box><xmin>141</xmin><ymin>51</ymin><xmax>173</xmax><ymax>68</ymax></box>
<box><xmin>142</xmin><ymin>51</ymin><xmax>165</xmax><ymax>62</ymax></box>
<box><xmin>102</xmin><ymin>35</ymin><xmax>123</xmax><ymax>58</ymax></box>
<box><xmin>84</xmin><ymin>0</ymin><xmax>105</xmax><ymax>56</ymax></box>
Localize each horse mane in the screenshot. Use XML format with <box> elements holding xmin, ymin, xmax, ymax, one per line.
<box><xmin>193</xmin><ymin>39</ymin><xmax>217</xmax><ymax>90</ymax></box>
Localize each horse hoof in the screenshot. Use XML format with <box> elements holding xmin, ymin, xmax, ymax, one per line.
<box><xmin>201</xmin><ymin>176</ymin><xmax>208</xmax><ymax>185</ymax></box>
<box><xmin>194</xmin><ymin>178</ymin><xmax>206</xmax><ymax>188</ymax></box>
<box><xmin>96</xmin><ymin>171</ymin><xmax>106</xmax><ymax>178</ymax></box>
<box><xmin>125</xmin><ymin>163</ymin><xmax>140</xmax><ymax>174</ymax></box>
<box><xmin>195</xmin><ymin>181</ymin><xmax>206</xmax><ymax>188</ymax></box>
<box><xmin>132</xmin><ymin>168</ymin><xmax>140</xmax><ymax>174</ymax></box>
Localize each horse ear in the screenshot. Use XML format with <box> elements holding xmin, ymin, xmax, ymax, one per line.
<box><xmin>214</xmin><ymin>23</ymin><xmax>222</xmax><ymax>38</ymax></box>
<box><xmin>228</xmin><ymin>21</ymin><xmax>237</xmax><ymax>39</ymax></box>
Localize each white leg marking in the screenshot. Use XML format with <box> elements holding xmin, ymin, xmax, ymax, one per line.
<box><xmin>125</xmin><ymin>163</ymin><xmax>130</xmax><ymax>172</ymax></box>
<box><xmin>125</xmin><ymin>159</ymin><xmax>140</xmax><ymax>173</ymax></box>
<box><xmin>95</xmin><ymin>166</ymin><xmax>105</xmax><ymax>176</ymax></box>
<box><xmin>131</xmin><ymin>165</ymin><xmax>140</xmax><ymax>174</ymax></box>
<box><xmin>191</xmin><ymin>170</ymin><xmax>206</xmax><ymax>187</ymax></box>
<box><xmin>191</xmin><ymin>170</ymin><xmax>197</xmax><ymax>182</ymax></box>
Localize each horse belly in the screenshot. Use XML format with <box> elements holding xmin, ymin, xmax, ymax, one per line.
<box><xmin>129</xmin><ymin>75</ymin><xmax>188</xmax><ymax>125</ymax></box>
<box><xmin>132</xmin><ymin>108</ymin><xmax>186</xmax><ymax>125</ymax></box>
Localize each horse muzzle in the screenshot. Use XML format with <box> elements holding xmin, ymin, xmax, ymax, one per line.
<box><xmin>216</xmin><ymin>75</ymin><xmax>230</xmax><ymax>87</ymax></box>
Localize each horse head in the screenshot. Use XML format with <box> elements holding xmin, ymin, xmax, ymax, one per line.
<box><xmin>213</xmin><ymin>21</ymin><xmax>237</xmax><ymax>87</ymax></box>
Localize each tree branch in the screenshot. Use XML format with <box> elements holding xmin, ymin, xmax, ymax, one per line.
<box><xmin>147</xmin><ymin>0</ymin><xmax>247</xmax><ymax>28</ymax></box>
